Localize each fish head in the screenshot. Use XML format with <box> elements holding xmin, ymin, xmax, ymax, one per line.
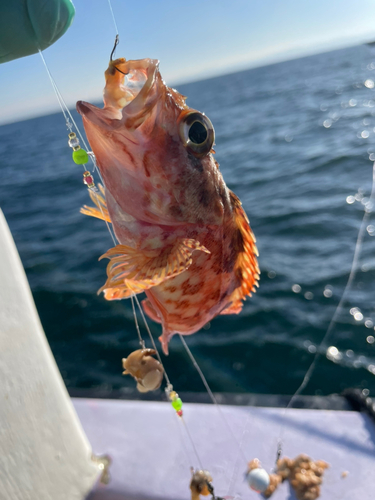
<box><xmin>77</xmin><ymin>57</ymin><xmax>222</xmax><ymax>225</ymax></box>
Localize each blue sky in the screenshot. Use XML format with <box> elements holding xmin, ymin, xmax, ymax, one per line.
<box><xmin>1</xmin><ymin>0</ymin><xmax>375</xmax><ymax>124</ymax></box>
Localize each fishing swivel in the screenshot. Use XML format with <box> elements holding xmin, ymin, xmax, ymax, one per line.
<box><xmin>190</xmin><ymin>469</ymin><xmax>225</xmax><ymax>500</ymax></box>
<box><xmin>67</xmin><ymin>131</ymin><xmax>96</xmax><ymax>189</ymax></box>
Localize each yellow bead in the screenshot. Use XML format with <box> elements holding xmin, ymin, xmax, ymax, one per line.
<box><xmin>169</xmin><ymin>391</ymin><xmax>177</xmax><ymax>401</ymax></box>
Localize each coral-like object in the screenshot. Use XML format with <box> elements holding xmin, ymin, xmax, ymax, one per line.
<box><xmin>263</xmin><ymin>473</ymin><xmax>282</xmax><ymax>497</ymax></box>
<box><xmin>248</xmin><ymin>458</ymin><xmax>262</xmax><ymax>471</ymax></box>
<box><xmin>251</xmin><ymin>454</ymin><xmax>329</xmax><ymax>500</ymax></box>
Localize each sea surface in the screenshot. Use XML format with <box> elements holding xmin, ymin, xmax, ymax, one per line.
<box><xmin>1</xmin><ymin>44</ymin><xmax>375</xmax><ymax>397</ymax></box>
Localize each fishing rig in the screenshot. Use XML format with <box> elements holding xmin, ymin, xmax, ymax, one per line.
<box><xmin>36</xmin><ymin>2</ymin><xmax>375</xmax><ymax>499</ymax></box>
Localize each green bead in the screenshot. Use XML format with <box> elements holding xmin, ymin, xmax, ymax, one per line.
<box><xmin>72</xmin><ymin>149</ymin><xmax>89</xmax><ymax>164</ymax></box>
<box><xmin>171</xmin><ymin>398</ymin><xmax>183</xmax><ymax>411</ymax></box>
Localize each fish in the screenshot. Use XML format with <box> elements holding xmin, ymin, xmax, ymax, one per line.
<box><xmin>76</xmin><ymin>56</ymin><xmax>259</xmax><ymax>354</ymax></box>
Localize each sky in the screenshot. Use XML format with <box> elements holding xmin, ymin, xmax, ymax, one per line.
<box><xmin>1</xmin><ymin>0</ymin><xmax>375</xmax><ymax>125</ymax></box>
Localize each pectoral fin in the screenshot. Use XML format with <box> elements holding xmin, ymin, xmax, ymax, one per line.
<box><xmin>98</xmin><ymin>239</ymin><xmax>210</xmax><ymax>299</ymax></box>
<box><xmin>80</xmin><ymin>184</ymin><xmax>111</xmax><ymax>223</ymax></box>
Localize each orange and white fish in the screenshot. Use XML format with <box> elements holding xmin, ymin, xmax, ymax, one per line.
<box><xmin>77</xmin><ymin>57</ymin><xmax>259</xmax><ymax>354</ymax></box>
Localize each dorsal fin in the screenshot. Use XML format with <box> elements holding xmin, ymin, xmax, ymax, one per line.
<box><xmin>221</xmin><ymin>191</ymin><xmax>259</xmax><ymax>314</ymax></box>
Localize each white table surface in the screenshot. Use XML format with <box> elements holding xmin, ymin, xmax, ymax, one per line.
<box><xmin>74</xmin><ymin>398</ymin><xmax>375</xmax><ymax>500</ymax></box>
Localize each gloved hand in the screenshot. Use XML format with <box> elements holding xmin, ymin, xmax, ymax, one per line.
<box><xmin>0</xmin><ymin>0</ymin><xmax>75</xmax><ymax>63</ymax></box>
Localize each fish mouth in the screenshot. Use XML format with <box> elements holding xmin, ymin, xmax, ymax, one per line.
<box><xmin>77</xmin><ymin>57</ymin><xmax>160</xmax><ymax>130</ymax></box>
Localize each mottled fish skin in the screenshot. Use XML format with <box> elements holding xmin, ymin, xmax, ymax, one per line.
<box><xmin>77</xmin><ymin>57</ymin><xmax>259</xmax><ymax>354</ymax></box>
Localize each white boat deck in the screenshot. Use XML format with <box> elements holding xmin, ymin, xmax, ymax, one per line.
<box><xmin>76</xmin><ymin>398</ymin><xmax>375</xmax><ymax>500</ymax></box>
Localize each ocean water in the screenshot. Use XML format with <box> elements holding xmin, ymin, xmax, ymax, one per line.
<box><xmin>1</xmin><ymin>44</ymin><xmax>375</xmax><ymax>397</ymax></box>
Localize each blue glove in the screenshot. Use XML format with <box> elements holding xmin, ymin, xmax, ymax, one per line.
<box><xmin>0</xmin><ymin>0</ymin><xmax>75</xmax><ymax>63</ymax></box>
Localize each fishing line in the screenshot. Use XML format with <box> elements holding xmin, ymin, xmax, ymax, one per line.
<box><xmin>179</xmin><ymin>335</ymin><xmax>255</xmax><ymax>497</ymax></box>
<box><xmin>179</xmin><ymin>335</ymin><xmax>248</xmax><ymax>463</ymax></box>
<box><xmin>132</xmin><ymin>296</ymin><xmax>206</xmax><ymax>470</ymax></box>
<box><xmin>88</xmin><ymin>182</ymin><xmax>117</xmax><ymax>246</ymax></box>
<box><xmin>130</xmin><ymin>295</ymin><xmax>145</xmax><ymax>349</ymax></box>
<box><xmin>107</xmin><ymin>0</ymin><xmax>119</xmax><ymax>37</ymax></box>
<box><xmin>133</xmin><ymin>293</ymin><xmax>172</xmax><ymax>387</ymax></box>
<box><xmin>39</xmin><ymin>48</ymin><xmax>149</xmax><ymax>363</ymax></box>
<box><xmin>104</xmin><ymin>2</ymin><xmax>253</xmax><ymax>488</ymax></box>
<box><xmin>275</xmin><ymin>160</ymin><xmax>375</xmax><ymax>461</ymax></box>
<box><xmin>69</xmin><ymin>1</ymin><xmax>375</xmax><ymax>493</ymax></box>
<box><xmin>38</xmin><ymin>51</ymin><xmax>73</xmax><ymax>130</ymax></box>
<box><xmin>288</xmin><ymin>160</ymin><xmax>375</xmax><ymax>402</ymax></box>
<box><xmin>104</xmin><ymin>0</ymin><xmax>183</xmax><ymax>395</ymax></box>
<box><xmin>39</xmin><ymin>9</ymin><xmax>256</xmax><ymax>494</ymax></box>
<box><xmin>39</xmin><ymin>51</ymin><xmax>89</xmax><ymax>151</ymax></box>
<box><xmin>102</xmin><ymin>0</ymin><xmax>169</xmax><ymax>385</ymax></box>
<box><xmin>173</xmin><ymin>402</ymin><xmax>201</xmax><ymax>469</ymax></box>
<box><xmin>107</xmin><ymin>8</ymin><xmax>127</xmax><ymax>76</ymax></box>
<box><xmin>181</xmin><ymin>417</ymin><xmax>204</xmax><ymax>470</ymax></box>
<box><xmin>38</xmin><ymin>50</ymin><xmax>118</xmax><ymax>247</ymax></box>
<box><xmin>226</xmin><ymin>413</ymin><xmax>251</xmax><ymax>497</ymax></box>
<box><xmin>104</xmin><ymin>1</ymin><xmax>212</xmax><ymax>477</ymax></box>
<box><xmin>95</xmin><ymin>197</ymin><xmax>117</xmax><ymax>246</ymax></box>
<box><xmin>38</xmin><ymin>0</ymin><xmax>232</xmax><ymax>488</ymax></box>
<box><xmin>39</xmin><ymin>46</ymin><xmax>110</xmax><ymax>184</ymax></box>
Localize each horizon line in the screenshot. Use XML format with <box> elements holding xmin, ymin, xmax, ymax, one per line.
<box><xmin>1</xmin><ymin>37</ymin><xmax>373</xmax><ymax>128</ymax></box>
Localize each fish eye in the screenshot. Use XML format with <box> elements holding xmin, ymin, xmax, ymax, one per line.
<box><xmin>189</xmin><ymin>121</ymin><xmax>207</xmax><ymax>144</ymax></box>
<box><xmin>179</xmin><ymin>111</ymin><xmax>215</xmax><ymax>157</ymax></box>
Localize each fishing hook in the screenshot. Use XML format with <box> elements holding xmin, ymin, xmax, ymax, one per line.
<box><xmin>275</xmin><ymin>441</ymin><xmax>282</xmax><ymax>465</ymax></box>
<box><xmin>110</xmin><ymin>34</ymin><xmax>128</xmax><ymax>76</ymax></box>
<box><xmin>110</xmin><ymin>34</ymin><xmax>119</xmax><ymax>61</ymax></box>
<box><xmin>206</xmin><ymin>480</ymin><xmax>225</xmax><ymax>500</ymax></box>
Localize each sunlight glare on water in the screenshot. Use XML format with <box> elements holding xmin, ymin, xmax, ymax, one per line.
<box><xmin>323</xmin><ymin>286</ymin><xmax>333</xmax><ymax>298</ymax></box>
<box><xmin>326</xmin><ymin>346</ymin><xmax>341</xmax><ymax>362</ymax></box>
